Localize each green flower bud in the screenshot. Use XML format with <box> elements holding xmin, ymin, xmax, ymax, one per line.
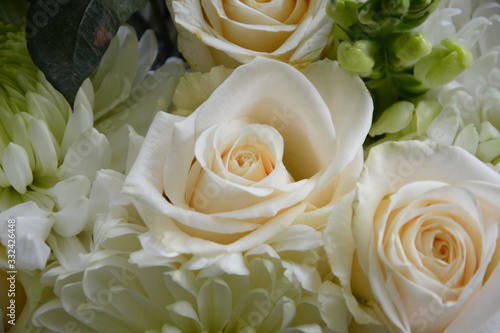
<box><xmin>414</xmin><ymin>38</ymin><xmax>473</xmax><ymax>89</ymax></box>
<box><xmin>331</xmin><ymin>23</ymin><xmax>350</xmax><ymax>44</ymax></box>
<box><xmin>337</xmin><ymin>40</ymin><xmax>379</xmax><ymax>77</ymax></box>
<box><xmin>357</xmin><ymin>1</ymin><xmax>386</xmax><ymax>33</ymax></box>
<box><xmin>389</xmin><ymin>32</ymin><xmax>432</xmax><ymax>68</ymax></box>
<box><xmin>327</xmin><ymin>0</ymin><xmax>360</xmax><ymax>29</ymax></box>
<box><xmin>369</xmin><ymin>101</ymin><xmax>415</xmax><ymax>136</ymax></box>
<box><xmin>383</xmin><ymin>0</ymin><xmax>410</xmax><ymax>17</ymax></box>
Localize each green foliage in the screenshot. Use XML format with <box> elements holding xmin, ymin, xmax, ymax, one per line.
<box><xmin>326</xmin><ymin>0</ymin><xmax>472</xmax><ymax>120</ymax></box>
<box><xmin>25</xmin><ymin>0</ymin><xmax>148</xmax><ymax>105</ymax></box>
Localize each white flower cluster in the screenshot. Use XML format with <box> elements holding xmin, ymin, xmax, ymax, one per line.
<box><xmin>1</xmin><ymin>1</ymin><xmax>500</xmax><ymax>333</ymax></box>
<box><xmin>0</xmin><ymin>25</ymin><xmax>184</xmax><ymax>271</ymax></box>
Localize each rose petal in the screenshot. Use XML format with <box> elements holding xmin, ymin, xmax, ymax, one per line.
<box><xmin>124</xmin><ymin>113</ymin><xmax>263</xmax><ymax>236</ymax></box>
<box><xmin>204</xmin><ymin>0</ymin><xmax>297</xmax><ymax>52</ymax></box>
<box><xmin>301</xmin><ymin>59</ymin><xmax>373</xmax><ymax>185</ymax></box>
<box><xmin>444</xmin><ymin>264</ymin><xmax>500</xmax><ymax>333</ymax></box>
<box><xmin>326</xmin><ymin>191</ymin><xmax>381</xmax><ymax>325</ymax></box>
<box><xmin>242</xmin><ymin>0</ymin><xmax>296</xmax><ymax>23</ymax></box>
<box><xmin>224</xmin><ymin>0</ymin><xmax>286</xmax><ymax>25</ymax></box>
<box><xmin>193</xmin><ymin>57</ymin><xmax>336</xmax><ymax>180</ymax></box>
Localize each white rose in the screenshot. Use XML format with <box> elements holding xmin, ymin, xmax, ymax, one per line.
<box><xmin>326</xmin><ymin>140</ymin><xmax>500</xmax><ymax>333</ymax></box>
<box><xmin>167</xmin><ymin>0</ymin><xmax>333</xmax><ymax>71</ymax></box>
<box><xmin>123</xmin><ymin>57</ymin><xmax>372</xmax><ymax>270</ymax></box>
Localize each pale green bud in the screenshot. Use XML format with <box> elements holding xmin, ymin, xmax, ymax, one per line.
<box><xmin>477</xmin><ymin>138</ymin><xmax>500</xmax><ymax>163</ymax></box>
<box><xmin>327</xmin><ymin>0</ymin><xmax>360</xmax><ymax>29</ymax></box>
<box><xmin>369</xmin><ymin>101</ymin><xmax>415</xmax><ymax>136</ymax></box>
<box><xmin>414</xmin><ymin>38</ymin><xmax>473</xmax><ymax>89</ymax></box>
<box><xmin>390</xmin><ymin>32</ymin><xmax>432</xmax><ymax>68</ymax></box>
<box><xmin>337</xmin><ymin>40</ymin><xmax>379</xmax><ymax>77</ymax></box>
<box><xmin>415</xmin><ymin>100</ymin><xmax>441</xmax><ymax>136</ymax></box>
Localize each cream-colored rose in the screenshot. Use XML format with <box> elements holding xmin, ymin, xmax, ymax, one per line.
<box><xmin>123</xmin><ymin>57</ymin><xmax>372</xmax><ymax>271</ymax></box>
<box><xmin>167</xmin><ymin>0</ymin><xmax>333</xmax><ymax>71</ymax></box>
<box><xmin>326</xmin><ymin>140</ymin><xmax>500</xmax><ymax>333</ymax></box>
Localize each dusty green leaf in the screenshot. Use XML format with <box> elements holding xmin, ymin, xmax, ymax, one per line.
<box><xmin>26</xmin><ymin>0</ymin><xmax>147</xmax><ymax>105</ymax></box>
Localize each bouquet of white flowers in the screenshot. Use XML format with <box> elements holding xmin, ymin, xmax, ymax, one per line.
<box><xmin>1</xmin><ymin>0</ymin><xmax>499</xmax><ymax>332</ymax></box>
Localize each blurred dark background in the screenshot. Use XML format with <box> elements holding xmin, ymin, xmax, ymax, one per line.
<box><xmin>127</xmin><ymin>0</ymin><xmax>181</xmax><ymax>69</ymax></box>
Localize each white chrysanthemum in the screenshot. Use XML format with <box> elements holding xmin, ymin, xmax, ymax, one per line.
<box><xmin>0</xmin><ymin>23</ymin><xmax>103</xmax><ymax>269</ymax></box>
<box><xmin>0</xmin><ymin>186</ymin><xmax>145</xmax><ymax>333</ymax></box>
<box><xmin>31</xmin><ymin>245</ymin><xmax>348</xmax><ymax>333</ymax></box>
<box><xmin>0</xmin><ymin>23</ymin><xmax>80</xmax><ymax>206</ymax></box>
<box><xmin>370</xmin><ymin>0</ymin><xmax>500</xmax><ymax>171</ymax></box>
<box><xmin>0</xmin><ymin>23</ymin><xmax>184</xmax><ymax>270</ymax></box>
<box><xmin>89</xmin><ymin>25</ymin><xmax>185</xmax><ymax>138</ymax></box>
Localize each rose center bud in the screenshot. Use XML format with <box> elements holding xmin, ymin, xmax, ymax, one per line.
<box><xmin>188</xmin><ymin>122</ymin><xmax>295</xmax><ymax>214</ymax></box>
<box><xmin>212</xmin><ymin>123</ymin><xmax>292</xmax><ymax>184</ymax></box>
<box><xmin>433</xmin><ymin>237</ymin><xmax>451</xmax><ymax>263</ymax></box>
<box><xmin>222</xmin><ymin>143</ymin><xmax>275</xmax><ymax>182</ymax></box>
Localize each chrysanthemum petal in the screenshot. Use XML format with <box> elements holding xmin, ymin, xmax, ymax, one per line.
<box><xmin>28</xmin><ymin>117</ymin><xmax>59</xmax><ymax>177</ymax></box>
<box><xmin>52</xmin><ymin>197</ymin><xmax>90</xmax><ymax>237</ymax></box>
<box><xmin>2</xmin><ymin>142</ymin><xmax>32</xmax><ymax>193</ymax></box>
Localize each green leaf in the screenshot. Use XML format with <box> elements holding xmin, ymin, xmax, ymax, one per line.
<box><xmin>26</xmin><ymin>0</ymin><xmax>148</xmax><ymax>105</ymax></box>
<box><xmin>0</xmin><ymin>0</ymin><xmax>29</xmax><ymax>25</ymax></box>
